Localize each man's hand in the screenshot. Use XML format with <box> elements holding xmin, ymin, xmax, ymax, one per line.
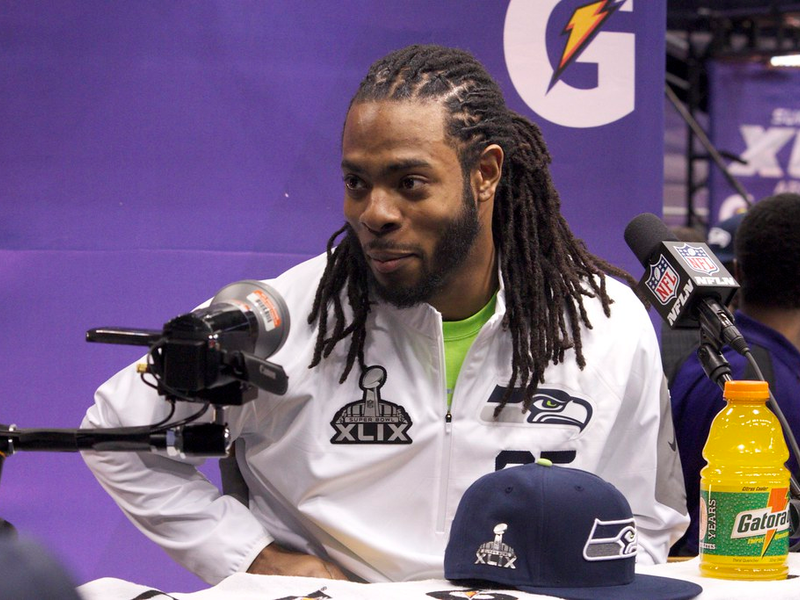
<box><xmin>247</xmin><ymin>543</ymin><xmax>349</xmax><ymax>580</ymax></box>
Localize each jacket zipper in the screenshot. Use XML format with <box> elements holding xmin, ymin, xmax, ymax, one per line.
<box><xmin>436</xmin><ymin>340</ymin><xmax>453</xmax><ymax>534</ymax></box>
<box><xmin>434</xmin><ymin>306</ymin><xmax>497</xmax><ymax>534</ymax></box>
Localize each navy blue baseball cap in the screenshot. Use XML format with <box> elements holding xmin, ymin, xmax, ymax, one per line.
<box><xmin>445</xmin><ymin>462</ymin><xmax>702</xmax><ymax>600</ymax></box>
<box><xmin>0</xmin><ymin>536</ymin><xmax>82</xmax><ymax>599</ymax></box>
<box><xmin>707</xmin><ymin>211</ymin><xmax>746</xmax><ymax>264</ymax></box>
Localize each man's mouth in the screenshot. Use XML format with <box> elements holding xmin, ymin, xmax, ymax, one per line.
<box><xmin>366</xmin><ymin>251</ymin><xmax>415</xmax><ymax>274</ymax></box>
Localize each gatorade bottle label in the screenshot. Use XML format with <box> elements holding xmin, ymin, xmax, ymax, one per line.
<box><xmin>700</xmin><ymin>485</ymin><xmax>790</xmax><ymax>563</ymax></box>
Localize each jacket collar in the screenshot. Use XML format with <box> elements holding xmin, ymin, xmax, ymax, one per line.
<box><xmin>368</xmin><ymin>260</ymin><xmax>507</xmax><ymax>338</ymax></box>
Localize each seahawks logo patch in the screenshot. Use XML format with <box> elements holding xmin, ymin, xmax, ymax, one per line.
<box><xmin>330</xmin><ymin>365</ymin><xmax>413</xmax><ymax>444</ymax></box>
<box><xmin>481</xmin><ymin>386</ymin><xmax>593</xmax><ymax>431</ymax></box>
<box><xmin>582</xmin><ymin>518</ymin><xmax>638</xmax><ymax>561</ymax></box>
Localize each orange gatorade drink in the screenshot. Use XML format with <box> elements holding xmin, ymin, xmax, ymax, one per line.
<box><xmin>699</xmin><ymin>380</ymin><xmax>790</xmax><ymax>580</ymax></box>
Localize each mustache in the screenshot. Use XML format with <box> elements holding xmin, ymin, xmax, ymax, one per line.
<box><xmin>342</xmin><ymin>227</ymin><xmax>421</xmax><ymax>256</ymax></box>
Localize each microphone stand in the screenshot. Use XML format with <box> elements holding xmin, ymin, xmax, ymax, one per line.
<box><xmin>696</xmin><ymin>329</ymin><xmax>733</xmax><ymax>389</ymax></box>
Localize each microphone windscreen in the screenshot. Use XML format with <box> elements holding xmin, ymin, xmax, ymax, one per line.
<box><xmin>624</xmin><ymin>213</ymin><xmax>678</xmax><ymax>266</ymax></box>
<box><xmin>211</xmin><ymin>280</ymin><xmax>290</xmax><ymax>359</ymax></box>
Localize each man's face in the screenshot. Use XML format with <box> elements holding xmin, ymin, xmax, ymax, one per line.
<box><xmin>341</xmin><ymin>100</ymin><xmax>483</xmax><ymax>308</ymax></box>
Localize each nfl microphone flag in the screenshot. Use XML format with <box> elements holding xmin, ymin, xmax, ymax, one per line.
<box><xmin>625</xmin><ymin>214</ymin><xmax>739</xmax><ymax>329</ymax></box>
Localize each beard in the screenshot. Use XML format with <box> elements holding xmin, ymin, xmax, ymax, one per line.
<box><xmin>349</xmin><ymin>183</ymin><xmax>482</xmax><ymax>309</ymax></box>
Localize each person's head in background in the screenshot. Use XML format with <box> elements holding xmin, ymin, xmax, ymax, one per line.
<box><xmin>734</xmin><ymin>193</ymin><xmax>800</xmax><ymax>319</ymax></box>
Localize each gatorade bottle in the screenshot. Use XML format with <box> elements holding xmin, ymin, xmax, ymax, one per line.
<box><xmin>699</xmin><ymin>380</ymin><xmax>791</xmax><ymax>580</ymax></box>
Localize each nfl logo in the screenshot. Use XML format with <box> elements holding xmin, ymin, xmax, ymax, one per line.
<box><xmin>676</xmin><ymin>244</ymin><xmax>719</xmax><ymax>275</ymax></box>
<box><xmin>646</xmin><ymin>256</ymin><xmax>679</xmax><ymax>305</ymax></box>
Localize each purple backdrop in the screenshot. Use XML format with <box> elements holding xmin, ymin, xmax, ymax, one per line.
<box><xmin>0</xmin><ymin>1</ymin><xmax>665</xmax><ymax>592</ymax></box>
<box><xmin>709</xmin><ymin>60</ymin><xmax>800</xmax><ymax>222</ymax></box>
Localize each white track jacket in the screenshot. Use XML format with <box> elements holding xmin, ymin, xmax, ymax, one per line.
<box><xmin>82</xmin><ymin>252</ymin><xmax>688</xmax><ymax>584</ymax></box>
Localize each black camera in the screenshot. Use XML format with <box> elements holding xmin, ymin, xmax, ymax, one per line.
<box><xmin>87</xmin><ymin>280</ymin><xmax>290</xmax><ymax>405</ymax></box>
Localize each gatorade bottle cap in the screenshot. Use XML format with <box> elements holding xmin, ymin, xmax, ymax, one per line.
<box><xmin>723</xmin><ymin>380</ymin><xmax>769</xmax><ymax>400</ymax></box>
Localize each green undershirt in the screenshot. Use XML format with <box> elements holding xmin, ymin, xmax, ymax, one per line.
<box><xmin>442</xmin><ymin>293</ymin><xmax>497</xmax><ymax>410</ymax></box>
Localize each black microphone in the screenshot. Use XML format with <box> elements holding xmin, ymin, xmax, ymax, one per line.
<box><xmin>624</xmin><ymin>213</ymin><xmax>748</xmax><ymax>355</ymax></box>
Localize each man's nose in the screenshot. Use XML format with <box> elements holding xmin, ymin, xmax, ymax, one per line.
<box><xmin>360</xmin><ymin>189</ymin><xmax>401</xmax><ymax>235</ymax></box>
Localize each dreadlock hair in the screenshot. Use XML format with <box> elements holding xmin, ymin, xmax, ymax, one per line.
<box><xmin>307</xmin><ymin>44</ymin><xmax>637</xmax><ymax>413</ymax></box>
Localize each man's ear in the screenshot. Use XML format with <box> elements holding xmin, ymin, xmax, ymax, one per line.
<box><xmin>474</xmin><ymin>144</ymin><xmax>504</xmax><ymax>203</ymax></box>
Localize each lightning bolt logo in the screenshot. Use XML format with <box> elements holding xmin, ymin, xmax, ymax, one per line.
<box><xmin>548</xmin><ymin>0</ymin><xmax>622</xmax><ymax>92</ymax></box>
<box><xmin>761</xmin><ymin>487</ymin><xmax>789</xmax><ymax>557</ymax></box>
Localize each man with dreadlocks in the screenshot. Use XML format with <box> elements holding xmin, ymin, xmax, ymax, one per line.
<box><xmin>82</xmin><ymin>44</ymin><xmax>688</xmax><ymax>585</ymax></box>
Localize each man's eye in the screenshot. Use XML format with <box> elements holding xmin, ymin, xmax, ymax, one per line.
<box><xmin>343</xmin><ymin>175</ymin><xmax>364</xmax><ymax>190</ymax></box>
<box><xmin>399</xmin><ymin>177</ymin><xmax>424</xmax><ymax>191</ymax></box>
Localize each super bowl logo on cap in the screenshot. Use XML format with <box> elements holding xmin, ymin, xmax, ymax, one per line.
<box><xmin>646</xmin><ymin>255</ymin><xmax>679</xmax><ymax>305</ymax></box>
<box><xmin>675</xmin><ymin>244</ymin><xmax>720</xmax><ymax>276</ymax></box>
<box><xmin>475</xmin><ymin>523</ymin><xmax>517</xmax><ymax>569</ymax></box>
<box><xmin>330</xmin><ymin>365</ymin><xmax>413</xmax><ymax>444</ymax></box>
<box><xmin>582</xmin><ymin>518</ymin><xmax>638</xmax><ymax>561</ymax></box>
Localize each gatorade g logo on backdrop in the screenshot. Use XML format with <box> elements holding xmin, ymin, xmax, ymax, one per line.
<box><xmin>504</xmin><ymin>0</ymin><xmax>635</xmax><ymax>128</ymax></box>
<box><xmin>330</xmin><ymin>365</ymin><xmax>413</xmax><ymax>444</ymax></box>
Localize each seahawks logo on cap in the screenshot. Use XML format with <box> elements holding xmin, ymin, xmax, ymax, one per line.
<box><xmin>330</xmin><ymin>365</ymin><xmax>413</xmax><ymax>444</ymax></box>
<box><xmin>474</xmin><ymin>523</ymin><xmax>517</xmax><ymax>569</ymax></box>
<box><xmin>582</xmin><ymin>518</ymin><xmax>638</xmax><ymax>561</ymax></box>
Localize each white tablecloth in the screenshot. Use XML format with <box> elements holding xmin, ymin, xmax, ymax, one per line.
<box><xmin>77</xmin><ymin>555</ymin><xmax>800</xmax><ymax>600</ymax></box>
